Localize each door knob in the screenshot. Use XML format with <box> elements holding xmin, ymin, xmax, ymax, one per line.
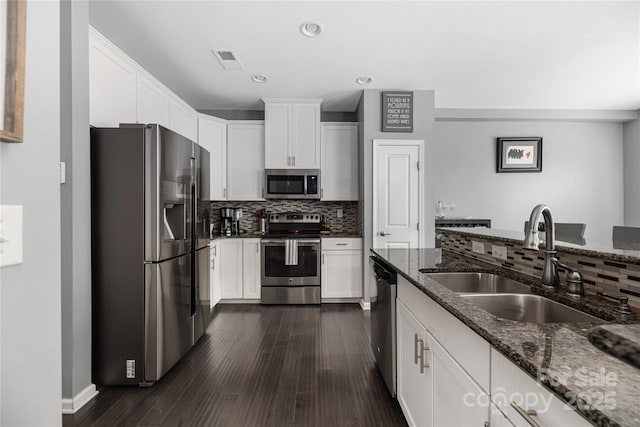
<box><xmin>379</xmin><ymin>231</ymin><xmax>391</xmax><ymax>236</ymax></box>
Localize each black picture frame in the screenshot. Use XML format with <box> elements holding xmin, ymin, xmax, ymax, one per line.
<box><xmin>496</xmin><ymin>137</ymin><xmax>542</xmax><ymax>173</ymax></box>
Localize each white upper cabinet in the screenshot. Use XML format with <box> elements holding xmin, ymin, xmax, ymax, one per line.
<box><xmin>198</xmin><ymin>115</ymin><xmax>228</xmax><ymax>200</ymax></box>
<box><xmin>320</xmin><ymin>123</ymin><xmax>359</xmax><ymax>200</ymax></box>
<box><xmin>170</xmin><ymin>97</ymin><xmax>198</xmax><ymax>142</ymax></box>
<box><xmin>89</xmin><ymin>27</ymin><xmax>197</xmax><ymax>142</ymax></box>
<box><xmin>89</xmin><ymin>29</ymin><xmax>137</xmax><ymax>127</ymax></box>
<box><xmin>136</xmin><ymin>72</ymin><xmax>171</xmax><ymax>128</ymax></box>
<box><xmin>264</xmin><ymin>99</ymin><xmax>321</xmax><ymax>169</ymax></box>
<box><xmin>227</xmin><ymin>122</ymin><xmax>265</xmax><ymax>201</ymax></box>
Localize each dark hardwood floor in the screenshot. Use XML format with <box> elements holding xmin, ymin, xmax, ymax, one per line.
<box><xmin>64</xmin><ymin>304</ymin><xmax>407</xmax><ymax>427</ymax></box>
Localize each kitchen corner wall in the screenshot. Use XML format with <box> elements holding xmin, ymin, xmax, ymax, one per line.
<box><xmin>209</xmin><ymin>200</ymin><xmax>361</xmax><ymax>235</ymax></box>
<box><xmin>358</xmin><ymin>89</ymin><xmax>437</xmax><ymax>305</ymax></box>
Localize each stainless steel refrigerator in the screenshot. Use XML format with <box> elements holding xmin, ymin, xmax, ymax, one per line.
<box><xmin>91</xmin><ymin>124</ymin><xmax>210</xmax><ymax>386</ymax></box>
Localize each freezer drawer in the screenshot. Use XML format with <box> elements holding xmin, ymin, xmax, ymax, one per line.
<box><xmin>144</xmin><ymin>254</ymin><xmax>193</xmax><ymax>384</ymax></box>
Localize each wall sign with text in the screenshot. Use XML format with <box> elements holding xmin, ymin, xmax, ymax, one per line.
<box><xmin>382</xmin><ymin>91</ymin><xmax>413</xmax><ymax>132</ymax></box>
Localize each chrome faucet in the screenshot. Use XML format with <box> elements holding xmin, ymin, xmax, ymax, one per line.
<box><xmin>523</xmin><ymin>204</ymin><xmax>559</xmax><ymax>288</ymax></box>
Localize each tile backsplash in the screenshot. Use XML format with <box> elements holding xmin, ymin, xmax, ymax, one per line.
<box><xmin>441</xmin><ymin>231</ymin><xmax>640</xmax><ymax>308</ymax></box>
<box><xmin>208</xmin><ymin>200</ymin><xmax>360</xmax><ymax>235</ymax></box>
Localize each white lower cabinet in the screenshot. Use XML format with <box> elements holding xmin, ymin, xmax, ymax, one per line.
<box><xmin>321</xmin><ymin>238</ymin><xmax>362</xmax><ymax>299</ymax></box>
<box><xmin>491</xmin><ymin>348</ymin><xmax>590</xmax><ymax>427</ymax></box>
<box><xmin>220</xmin><ymin>239</ymin><xmax>261</xmax><ymax>301</ymax></box>
<box><xmin>397</xmin><ymin>300</ymin><xmax>433</xmax><ymax>427</ymax></box>
<box><xmin>242</xmin><ymin>238</ymin><xmax>261</xmax><ymax>299</ymax></box>
<box><xmin>397</xmin><ymin>276</ymin><xmax>490</xmax><ymax>427</ymax></box>
<box><xmin>210</xmin><ymin>239</ymin><xmax>221</xmax><ymax>308</ymax></box>
<box><xmin>431</xmin><ymin>335</ymin><xmax>489</xmax><ymax>427</ymax></box>
<box><xmin>220</xmin><ymin>240</ymin><xmax>243</xmax><ymax>299</ymax></box>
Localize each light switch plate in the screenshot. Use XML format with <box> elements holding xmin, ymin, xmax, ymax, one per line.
<box><xmin>0</xmin><ymin>205</ymin><xmax>24</xmax><ymax>267</ymax></box>
<box><xmin>336</xmin><ymin>209</ymin><xmax>343</xmax><ymax>218</ymax></box>
<box><xmin>492</xmin><ymin>244</ymin><xmax>508</xmax><ymax>261</ymax></box>
<box><xmin>471</xmin><ymin>240</ymin><xmax>485</xmax><ymax>254</ymax></box>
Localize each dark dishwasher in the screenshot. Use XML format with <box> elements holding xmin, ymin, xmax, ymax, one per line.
<box><xmin>370</xmin><ymin>256</ymin><xmax>397</xmax><ymax>397</ymax></box>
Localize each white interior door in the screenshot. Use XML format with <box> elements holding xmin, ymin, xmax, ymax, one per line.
<box><xmin>374</xmin><ymin>140</ymin><xmax>422</xmax><ymax>249</ymax></box>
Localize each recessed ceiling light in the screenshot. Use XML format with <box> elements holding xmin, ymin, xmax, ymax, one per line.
<box><xmin>356</xmin><ymin>76</ymin><xmax>373</xmax><ymax>85</ymax></box>
<box><xmin>300</xmin><ymin>21</ymin><xmax>322</xmax><ymax>37</ymax></box>
<box><xmin>251</xmin><ymin>74</ymin><xmax>268</xmax><ymax>83</ymax></box>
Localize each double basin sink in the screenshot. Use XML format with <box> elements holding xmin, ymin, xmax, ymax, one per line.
<box><xmin>425</xmin><ymin>272</ymin><xmax>603</xmax><ymax>324</ymax></box>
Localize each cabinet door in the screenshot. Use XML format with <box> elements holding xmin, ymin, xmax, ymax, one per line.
<box><xmin>431</xmin><ymin>333</ymin><xmax>489</xmax><ymax>427</ymax></box>
<box><xmin>242</xmin><ymin>239</ymin><xmax>261</xmax><ymax>299</ymax></box>
<box><xmin>227</xmin><ymin>123</ymin><xmax>265</xmax><ymax>200</ymax></box>
<box><xmin>136</xmin><ymin>73</ymin><xmax>171</xmax><ymax>128</ymax></box>
<box><xmin>210</xmin><ymin>240</ymin><xmax>221</xmax><ymax>308</ymax></box>
<box><xmin>321</xmin><ymin>250</ymin><xmax>362</xmax><ymax>298</ymax></box>
<box><xmin>264</xmin><ymin>104</ymin><xmax>290</xmax><ymax>168</ymax></box>
<box><xmin>170</xmin><ymin>98</ymin><xmax>198</xmax><ymax>142</ymax></box>
<box><xmin>321</xmin><ymin>124</ymin><xmax>358</xmax><ymax>200</ymax></box>
<box><xmin>397</xmin><ymin>300</ymin><xmax>433</xmax><ymax>427</ymax></box>
<box><xmin>491</xmin><ymin>349</ymin><xmax>591</xmax><ymax>427</ymax></box>
<box><xmin>198</xmin><ymin>115</ymin><xmax>227</xmax><ymax>200</ymax></box>
<box><xmin>89</xmin><ymin>31</ymin><xmax>137</xmax><ymax>127</ymax></box>
<box><xmin>290</xmin><ymin>104</ymin><xmax>320</xmax><ymax>168</ymax></box>
<box><xmin>220</xmin><ymin>240</ymin><xmax>243</xmax><ymax>299</ymax></box>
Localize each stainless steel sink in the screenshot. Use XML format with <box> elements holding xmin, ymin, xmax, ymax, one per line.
<box><xmin>426</xmin><ymin>272</ymin><xmax>531</xmax><ymax>294</ymax></box>
<box><xmin>459</xmin><ymin>294</ymin><xmax>603</xmax><ymax>323</ymax></box>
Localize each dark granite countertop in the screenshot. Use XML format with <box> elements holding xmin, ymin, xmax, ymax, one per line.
<box><xmin>210</xmin><ymin>234</ymin><xmax>265</xmax><ymax>240</ymax></box>
<box><xmin>320</xmin><ymin>234</ymin><xmax>362</xmax><ymax>238</ymax></box>
<box><xmin>371</xmin><ymin>248</ymin><xmax>640</xmax><ymax>427</ymax></box>
<box><xmin>588</xmin><ymin>324</ymin><xmax>640</xmax><ymax>370</ymax></box>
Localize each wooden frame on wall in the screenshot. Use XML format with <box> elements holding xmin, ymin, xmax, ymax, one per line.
<box><xmin>1</xmin><ymin>0</ymin><xmax>26</xmax><ymax>143</ymax></box>
<box><xmin>496</xmin><ymin>137</ymin><xmax>543</xmax><ymax>173</ymax></box>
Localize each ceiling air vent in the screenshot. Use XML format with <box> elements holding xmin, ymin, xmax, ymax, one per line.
<box><xmin>212</xmin><ymin>49</ymin><xmax>244</xmax><ymax>71</ymax></box>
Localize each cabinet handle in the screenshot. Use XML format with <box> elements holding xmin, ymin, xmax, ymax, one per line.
<box><xmin>321</xmin><ymin>188</ymin><xmax>324</xmax><ymax>199</ymax></box>
<box><xmin>418</xmin><ymin>340</ymin><xmax>429</xmax><ymax>373</ymax></box>
<box><xmin>287</xmin><ymin>156</ymin><xmax>291</xmax><ymax>166</ymax></box>
<box><xmin>336</xmin><ymin>243</ymin><xmax>348</xmax><ymax>246</ymax></box>
<box><xmin>256</xmin><ymin>244</ymin><xmax>259</xmax><ymax>254</ymax></box>
<box><xmin>223</xmin><ymin>188</ymin><xmax>227</xmax><ymax>198</ymax></box>
<box><xmin>511</xmin><ymin>402</ymin><xmax>540</xmax><ymax>427</ymax></box>
<box><xmin>322</xmin><ymin>253</ymin><xmax>325</xmax><ymax>264</ymax></box>
<box><xmin>414</xmin><ymin>334</ymin><xmax>421</xmax><ymax>364</ymax></box>
<box><xmin>293</xmin><ymin>156</ymin><xmax>296</xmax><ymax>166</ymax></box>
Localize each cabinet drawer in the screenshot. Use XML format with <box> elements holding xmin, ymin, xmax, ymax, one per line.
<box><xmin>491</xmin><ymin>349</ymin><xmax>590</xmax><ymax>427</ymax></box>
<box><xmin>321</xmin><ymin>238</ymin><xmax>362</xmax><ymax>250</ymax></box>
<box><xmin>397</xmin><ymin>276</ymin><xmax>490</xmax><ymax>392</ymax></box>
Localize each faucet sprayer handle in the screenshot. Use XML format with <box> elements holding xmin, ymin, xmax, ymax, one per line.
<box><xmin>552</xmin><ymin>258</ymin><xmax>584</xmax><ymax>297</ymax></box>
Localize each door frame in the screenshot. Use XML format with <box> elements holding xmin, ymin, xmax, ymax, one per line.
<box><xmin>372</xmin><ymin>139</ymin><xmax>425</xmax><ymax>249</ymax></box>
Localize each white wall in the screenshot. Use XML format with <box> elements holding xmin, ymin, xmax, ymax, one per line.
<box><xmin>434</xmin><ymin>120</ymin><xmax>624</xmax><ymax>244</ymax></box>
<box><xmin>0</xmin><ymin>1</ymin><xmax>62</xmax><ymax>425</ymax></box>
<box><xmin>358</xmin><ymin>89</ymin><xmax>436</xmax><ymax>304</ymax></box>
<box><xmin>624</xmin><ymin>115</ymin><xmax>640</xmax><ymax>226</ymax></box>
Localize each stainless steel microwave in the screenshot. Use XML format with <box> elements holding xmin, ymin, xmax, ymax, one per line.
<box><xmin>264</xmin><ymin>169</ymin><xmax>320</xmax><ymax>200</ymax></box>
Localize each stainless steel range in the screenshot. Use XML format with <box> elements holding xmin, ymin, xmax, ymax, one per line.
<box><xmin>261</xmin><ymin>212</ymin><xmax>322</xmax><ymax>304</ymax></box>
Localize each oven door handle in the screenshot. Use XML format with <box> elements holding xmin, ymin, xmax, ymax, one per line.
<box><xmin>261</xmin><ymin>239</ymin><xmax>321</xmax><ymax>245</ymax></box>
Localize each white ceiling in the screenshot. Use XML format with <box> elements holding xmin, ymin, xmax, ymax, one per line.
<box><xmin>88</xmin><ymin>0</ymin><xmax>640</xmax><ymax>112</ymax></box>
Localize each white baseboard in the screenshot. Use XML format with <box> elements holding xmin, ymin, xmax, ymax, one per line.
<box><xmin>359</xmin><ymin>299</ymin><xmax>371</xmax><ymax>310</ymax></box>
<box><xmin>61</xmin><ymin>383</ymin><xmax>98</xmax><ymax>414</ymax></box>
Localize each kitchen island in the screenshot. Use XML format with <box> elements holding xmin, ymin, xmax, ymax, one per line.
<box><xmin>371</xmin><ymin>248</ymin><xmax>640</xmax><ymax>427</ymax></box>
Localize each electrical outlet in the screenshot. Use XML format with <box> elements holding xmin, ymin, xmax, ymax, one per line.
<box><xmin>336</xmin><ymin>209</ymin><xmax>343</xmax><ymax>218</ymax></box>
<box><xmin>492</xmin><ymin>244</ymin><xmax>508</xmax><ymax>260</ymax></box>
<box><xmin>471</xmin><ymin>240</ymin><xmax>485</xmax><ymax>254</ymax></box>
